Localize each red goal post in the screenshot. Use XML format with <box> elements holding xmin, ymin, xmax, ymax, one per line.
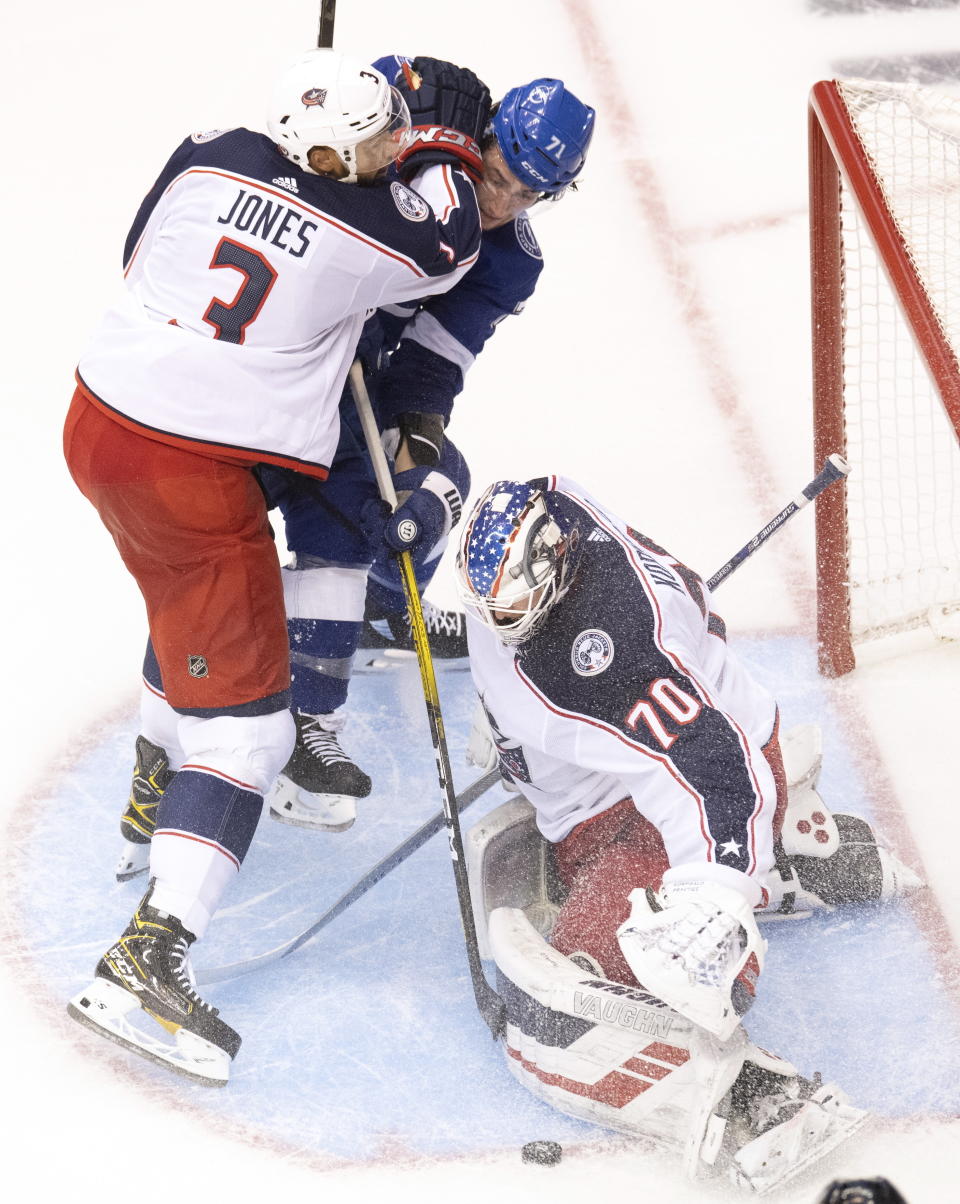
<box><xmin>809</xmin><ymin>78</ymin><xmax>960</xmax><ymax>676</ymax></box>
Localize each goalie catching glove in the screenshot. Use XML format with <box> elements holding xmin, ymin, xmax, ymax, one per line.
<box><xmin>392</xmin><ymin>56</ymin><xmax>492</xmax><ymax>182</ymax></box>
<box><xmin>616</xmin><ymin>868</ymin><xmax>767</xmax><ymax>1041</ymax></box>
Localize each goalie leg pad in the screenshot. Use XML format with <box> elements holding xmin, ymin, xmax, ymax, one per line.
<box><xmin>488</xmin><ymin>906</ymin><xmax>750</xmax><ymax>1170</ymax></box>
<box><xmin>761</xmin><ymin>784</ymin><xmax>923</xmax><ymax>919</ymax></box>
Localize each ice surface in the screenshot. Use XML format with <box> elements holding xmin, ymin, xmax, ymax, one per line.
<box><xmin>4</xmin><ymin>0</ymin><xmax>960</xmax><ymax>1201</ymax></box>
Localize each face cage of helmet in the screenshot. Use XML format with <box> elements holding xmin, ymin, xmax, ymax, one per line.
<box><xmin>456</xmin><ymin>511</ymin><xmax>575</xmax><ymax>646</ymax></box>
<box><xmin>475</xmin><ymin>135</ymin><xmax>574</xmax><ymax>230</ymax></box>
<box><xmin>305</xmin><ymin>86</ymin><xmax>411</xmax><ymax>184</ymax></box>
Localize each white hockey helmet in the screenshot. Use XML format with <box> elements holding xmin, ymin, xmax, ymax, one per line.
<box><xmin>267</xmin><ymin>49</ymin><xmax>411</xmax><ymax>182</ymax></box>
<box><xmin>456</xmin><ymin>479</ymin><xmax>583</xmax><ymax>646</ymax></box>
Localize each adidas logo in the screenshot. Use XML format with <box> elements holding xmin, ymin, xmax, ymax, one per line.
<box><xmin>272</xmin><ymin>176</ymin><xmax>300</xmax><ymax>194</ymax></box>
<box><xmin>587</xmin><ymin>527</ymin><xmax>611</xmax><ymax>542</ymax></box>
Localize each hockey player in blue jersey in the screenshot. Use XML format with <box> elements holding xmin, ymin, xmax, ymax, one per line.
<box><xmin>259</xmin><ymin>62</ymin><xmax>597</xmax><ymax>834</ymax></box>
<box><xmin>111</xmin><ymin>58</ymin><xmax>597</xmax><ymax>866</ymax></box>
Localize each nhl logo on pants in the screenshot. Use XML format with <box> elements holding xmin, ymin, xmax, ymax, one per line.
<box><xmin>188</xmin><ymin>655</ymin><xmax>209</xmax><ymax>678</ymax></box>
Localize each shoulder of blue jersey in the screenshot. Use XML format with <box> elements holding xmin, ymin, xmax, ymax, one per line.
<box><xmin>514</xmin><ymin>213</ymin><xmax>542</xmax><ymax>261</ymax></box>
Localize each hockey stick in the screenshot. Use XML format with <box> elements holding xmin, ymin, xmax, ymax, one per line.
<box><xmin>348</xmin><ymin>361</ymin><xmax>506</xmax><ymax>1039</ymax></box>
<box><xmin>705</xmin><ymin>454</ymin><xmax>850</xmax><ymax>591</ymax></box>
<box><xmin>317</xmin><ymin>0</ymin><xmax>336</xmax><ymax>48</ymax></box>
<box><xmin>199</xmin><ymin>767</ymin><xmax>500</xmax><ymax>986</ymax></box>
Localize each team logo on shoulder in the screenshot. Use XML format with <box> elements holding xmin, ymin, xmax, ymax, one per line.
<box><xmin>572</xmin><ymin>629</ymin><xmax>614</xmax><ymax>676</ymax></box>
<box><xmin>191</xmin><ymin>129</ymin><xmax>231</xmax><ymax>144</ymax></box>
<box><xmin>514</xmin><ymin>213</ymin><xmax>542</xmax><ymax>260</ymax></box>
<box><xmin>391</xmin><ymin>181</ymin><xmax>430</xmax><ymax>221</ymax></box>
<box><xmin>301</xmin><ymin>87</ymin><xmax>327</xmax><ymax>107</ymax></box>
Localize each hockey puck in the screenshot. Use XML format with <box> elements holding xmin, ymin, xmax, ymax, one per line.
<box><xmin>521</xmin><ymin>1140</ymin><xmax>562</xmax><ymax>1166</ymax></box>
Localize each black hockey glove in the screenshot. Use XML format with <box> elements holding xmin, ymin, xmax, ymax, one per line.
<box><xmin>397</xmin><ymin>411</ymin><xmax>445</xmax><ymax>467</ymax></box>
<box><xmin>394</xmin><ymin>56</ymin><xmax>491</xmax><ymax>183</ymax></box>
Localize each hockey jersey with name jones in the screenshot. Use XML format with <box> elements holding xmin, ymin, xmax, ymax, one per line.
<box><xmin>77</xmin><ymin>128</ymin><xmax>480</xmax><ymax>476</ymax></box>
<box><xmin>466</xmin><ymin>478</ymin><xmax>779</xmax><ymax>887</ymax></box>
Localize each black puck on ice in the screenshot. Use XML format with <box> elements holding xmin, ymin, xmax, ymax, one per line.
<box><xmin>521</xmin><ymin>1140</ymin><xmax>562</xmax><ymax>1166</ymax></box>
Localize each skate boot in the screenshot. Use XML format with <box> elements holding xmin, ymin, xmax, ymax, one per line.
<box><xmin>355</xmin><ymin>596</ymin><xmax>469</xmax><ymax>671</ymax></box>
<box><xmin>269</xmin><ymin>711</ymin><xmax>371</xmax><ymax>832</ymax></box>
<box><xmin>67</xmin><ymin>884</ymin><xmax>241</xmax><ymax>1085</ymax></box>
<box><xmin>706</xmin><ymin>1050</ymin><xmax>869</xmax><ymax>1194</ymax></box>
<box><xmin>116</xmin><ymin>735</ymin><xmax>174</xmax><ymax>883</ymax></box>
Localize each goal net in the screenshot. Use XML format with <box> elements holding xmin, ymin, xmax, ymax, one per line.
<box><xmin>809</xmin><ymin>78</ymin><xmax>960</xmax><ymax>676</ymax></box>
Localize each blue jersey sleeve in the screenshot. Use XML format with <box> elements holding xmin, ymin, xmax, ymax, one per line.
<box><xmin>377</xmin><ymin>212</ymin><xmax>544</xmax><ymax>423</ymax></box>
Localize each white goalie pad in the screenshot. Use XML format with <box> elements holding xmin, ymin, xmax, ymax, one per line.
<box><xmin>268</xmin><ymin>773</ymin><xmax>356</xmax><ymax>832</ymax></box>
<box><xmin>780</xmin><ymin>722</ymin><xmax>824</xmax><ymax>792</ymax></box>
<box><xmin>67</xmin><ymin>977</ymin><xmax>232</xmax><ymax>1086</ymax></box>
<box><xmin>465</xmin><ymin>797</ymin><xmax>558</xmax><ymax>960</ymax></box>
<box><xmin>488</xmin><ymin>906</ymin><xmax>749</xmax><ymax>1175</ymax></box>
<box><xmin>616</xmin><ymin>878</ymin><xmax>767</xmax><ymax>1042</ymax></box>
<box><xmin>761</xmin><ymin>785</ymin><xmax>923</xmax><ymax>921</ymax></box>
<box><xmin>489</xmin><ymin>907</ymin><xmax>868</xmax><ymax>1192</ymax></box>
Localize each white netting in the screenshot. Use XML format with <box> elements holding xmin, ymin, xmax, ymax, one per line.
<box><xmin>835</xmin><ymin>78</ymin><xmax>960</xmax><ymax>644</ymax></box>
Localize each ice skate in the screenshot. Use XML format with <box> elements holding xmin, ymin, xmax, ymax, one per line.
<box><xmin>115</xmin><ymin>735</ymin><xmax>174</xmax><ymax>883</ymax></box>
<box><xmin>354</xmin><ymin>597</ymin><xmax>469</xmax><ymax>671</ymax></box>
<box><xmin>67</xmin><ymin>884</ymin><xmax>240</xmax><ymax>1086</ymax></box>
<box><xmin>268</xmin><ymin>711</ymin><xmax>370</xmax><ymax>832</ymax></box>
<box><xmin>710</xmin><ymin>1052</ymin><xmax>870</xmax><ymax>1194</ymax></box>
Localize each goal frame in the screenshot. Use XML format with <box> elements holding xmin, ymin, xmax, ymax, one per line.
<box><xmin>808</xmin><ymin>78</ymin><xmax>960</xmax><ymax>676</ymax></box>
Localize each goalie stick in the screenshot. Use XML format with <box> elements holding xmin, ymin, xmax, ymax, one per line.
<box><xmin>705</xmin><ymin>453</ymin><xmax>850</xmax><ymax>591</ymax></box>
<box><xmin>199</xmin><ymin>767</ymin><xmax>500</xmax><ymax>986</ymax></box>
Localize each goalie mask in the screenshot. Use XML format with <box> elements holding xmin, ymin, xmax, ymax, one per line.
<box><xmin>267</xmin><ymin>49</ymin><xmax>411</xmax><ymax>183</ymax></box>
<box><xmin>456</xmin><ymin>479</ymin><xmax>582</xmax><ymax>646</ymax></box>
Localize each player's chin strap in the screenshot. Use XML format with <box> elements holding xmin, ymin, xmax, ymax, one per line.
<box><xmin>348</xmin><ymin>360</ymin><xmax>506</xmax><ymax>1040</ymax></box>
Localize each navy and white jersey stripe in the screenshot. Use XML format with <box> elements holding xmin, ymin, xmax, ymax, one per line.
<box><xmin>466</xmin><ymin>477</ymin><xmax>778</xmax><ymax>891</ymax></box>
<box><xmin>78</xmin><ymin>128</ymin><xmax>480</xmax><ymax>476</ymax></box>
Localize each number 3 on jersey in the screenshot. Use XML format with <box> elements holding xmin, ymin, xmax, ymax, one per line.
<box><xmin>203</xmin><ymin>237</ymin><xmax>278</xmax><ymax>344</ymax></box>
<box><xmin>625</xmin><ymin>678</ymin><xmax>702</xmax><ymax>749</ymax></box>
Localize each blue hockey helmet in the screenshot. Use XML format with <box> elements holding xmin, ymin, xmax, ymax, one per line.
<box><xmin>491</xmin><ymin>79</ymin><xmax>596</xmax><ymax>195</ymax></box>
<box><xmin>456</xmin><ymin>479</ymin><xmax>583</xmax><ymax>646</ymax></box>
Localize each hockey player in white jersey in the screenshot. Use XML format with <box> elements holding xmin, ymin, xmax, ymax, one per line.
<box><xmin>456</xmin><ymin>476</ymin><xmax>921</xmax><ymax>1192</ymax></box>
<box><xmin>114</xmin><ymin>60</ymin><xmax>597</xmax><ymax>855</ymax></box>
<box><xmin>63</xmin><ymin>48</ymin><xmax>490</xmax><ymax>1084</ymax></box>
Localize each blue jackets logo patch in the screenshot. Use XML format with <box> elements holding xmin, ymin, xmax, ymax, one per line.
<box><xmin>191</xmin><ymin>129</ymin><xmax>231</xmax><ymax>144</ymax></box>
<box><xmin>572</xmin><ymin>629</ymin><xmax>614</xmax><ymax>676</ymax></box>
<box><xmin>391</xmin><ymin>181</ymin><xmax>430</xmax><ymax>222</ymax></box>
